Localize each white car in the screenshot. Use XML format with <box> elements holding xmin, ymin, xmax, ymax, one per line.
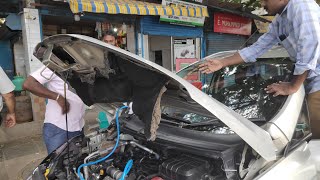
<box><xmin>28</xmin><ymin>34</ymin><xmax>320</xmax><ymax>180</ymax></box>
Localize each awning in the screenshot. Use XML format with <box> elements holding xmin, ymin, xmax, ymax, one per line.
<box><xmin>68</xmin><ymin>0</ymin><xmax>209</xmax><ymax>17</ymax></box>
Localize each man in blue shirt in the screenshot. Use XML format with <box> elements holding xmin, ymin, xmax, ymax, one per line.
<box><xmin>199</xmin><ymin>0</ymin><xmax>320</xmax><ymax>138</ymax></box>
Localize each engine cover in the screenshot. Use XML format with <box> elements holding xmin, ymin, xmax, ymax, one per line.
<box><xmin>160</xmin><ymin>155</ymin><xmax>209</xmax><ymax>180</ymax></box>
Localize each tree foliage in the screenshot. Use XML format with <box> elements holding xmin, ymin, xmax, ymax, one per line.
<box><xmin>220</xmin><ymin>0</ymin><xmax>260</xmax><ymax>9</ymax></box>
<box><xmin>221</xmin><ymin>0</ymin><xmax>320</xmax><ymax>9</ymax></box>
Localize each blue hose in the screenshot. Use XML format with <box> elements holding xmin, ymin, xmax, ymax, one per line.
<box><xmin>77</xmin><ymin>106</ymin><xmax>128</xmax><ymax>180</ymax></box>
<box><xmin>120</xmin><ymin>159</ymin><xmax>133</xmax><ymax>180</ymax></box>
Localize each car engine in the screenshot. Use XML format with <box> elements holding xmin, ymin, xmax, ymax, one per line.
<box><xmin>31</xmin><ymin>122</ymin><xmax>237</xmax><ymax>180</ymax></box>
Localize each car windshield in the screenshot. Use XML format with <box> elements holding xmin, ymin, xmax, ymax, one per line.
<box><xmin>171</xmin><ymin>57</ymin><xmax>294</xmax><ymax>124</ymax></box>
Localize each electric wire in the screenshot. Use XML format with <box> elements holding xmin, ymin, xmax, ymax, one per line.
<box><xmin>63</xmin><ymin>71</ymin><xmax>70</xmax><ymax>162</ymax></box>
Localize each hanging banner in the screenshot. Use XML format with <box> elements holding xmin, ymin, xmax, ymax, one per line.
<box><xmin>214</xmin><ymin>12</ymin><xmax>252</xmax><ymax>36</ymax></box>
<box><xmin>160</xmin><ymin>0</ymin><xmax>207</xmax><ymax>27</ymax></box>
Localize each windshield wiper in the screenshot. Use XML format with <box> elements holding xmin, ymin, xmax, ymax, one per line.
<box><xmin>160</xmin><ymin>119</ymin><xmax>183</xmax><ymax>126</ymax></box>
<box><xmin>249</xmin><ymin>117</ymin><xmax>266</xmax><ymax>122</ymax></box>
<box><xmin>181</xmin><ymin>119</ymin><xmax>219</xmax><ymax>127</ymax></box>
<box><xmin>182</xmin><ymin>117</ymin><xmax>266</xmax><ymax>128</ymax></box>
<box><xmin>161</xmin><ymin>114</ymin><xmax>191</xmax><ymax>124</ymax></box>
<box><xmin>161</xmin><ymin>112</ymin><xmax>266</xmax><ymax>128</ymax></box>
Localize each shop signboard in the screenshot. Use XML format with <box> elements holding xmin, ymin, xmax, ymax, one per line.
<box><xmin>214</xmin><ymin>12</ymin><xmax>252</xmax><ymax>36</ymax></box>
<box><xmin>160</xmin><ymin>0</ymin><xmax>206</xmax><ymax>27</ymax></box>
<box><xmin>174</xmin><ymin>39</ymin><xmax>196</xmax><ymax>59</ymax></box>
<box><xmin>174</xmin><ymin>39</ymin><xmax>198</xmax><ymax>81</ymax></box>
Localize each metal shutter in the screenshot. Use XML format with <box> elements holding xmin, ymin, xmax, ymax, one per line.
<box><xmin>206</xmin><ymin>32</ymin><xmax>247</xmax><ymax>55</ymax></box>
<box><xmin>0</xmin><ymin>40</ymin><xmax>14</xmax><ymax>79</ymax></box>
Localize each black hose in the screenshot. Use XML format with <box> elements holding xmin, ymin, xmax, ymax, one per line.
<box><xmin>105</xmin><ymin>166</ymin><xmax>123</xmax><ymax>180</ymax></box>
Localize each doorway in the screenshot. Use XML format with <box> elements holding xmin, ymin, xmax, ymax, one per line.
<box><xmin>155</xmin><ymin>50</ymin><xmax>163</xmax><ymax>66</ymax></box>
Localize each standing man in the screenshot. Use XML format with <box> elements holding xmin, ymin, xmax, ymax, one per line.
<box><xmin>101</xmin><ymin>30</ymin><xmax>117</xmax><ymax>46</ymax></box>
<box><xmin>23</xmin><ymin>67</ymin><xmax>85</xmax><ymax>154</ymax></box>
<box><xmin>100</xmin><ymin>30</ymin><xmax>134</xmax><ymax>112</ymax></box>
<box><xmin>0</xmin><ymin>66</ymin><xmax>16</xmax><ymax>128</ymax></box>
<box><xmin>199</xmin><ymin>0</ymin><xmax>320</xmax><ymax>138</ymax></box>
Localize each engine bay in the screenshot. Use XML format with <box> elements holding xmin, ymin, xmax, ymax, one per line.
<box><xmin>32</xmin><ymin>114</ymin><xmax>247</xmax><ymax>180</ymax></box>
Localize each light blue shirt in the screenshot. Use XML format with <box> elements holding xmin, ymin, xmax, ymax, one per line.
<box><xmin>239</xmin><ymin>0</ymin><xmax>320</xmax><ymax>94</ymax></box>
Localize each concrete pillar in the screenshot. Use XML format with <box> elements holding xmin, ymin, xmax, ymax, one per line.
<box><xmin>143</xmin><ymin>34</ymin><xmax>149</xmax><ymax>60</ymax></box>
<box><xmin>127</xmin><ymin>25</ymin><xmax>136</xmax><ymax>54</ymax></box>
<box><xmin>21</xmin><ymin>8</ymin><xmax>45</xmax><ymax>123</ymax></box>
<box><xmin>13</xmin><ymin>40</ymin><xmax>27</xmax><ymax>77</ymax></box>
<box><xmin>21</xmin><ymin>8</ymin><xmax>43</xmax><ymax>74</ymax></box>
<box><xmin>138</xmin><ymin>33</ymin><xmax>142</xmax><ymax>57</ymax></box>
<box><xmin>196</xmin><ymin>38</ymin><xmax>201</xmax><ymax>60</ymax></box>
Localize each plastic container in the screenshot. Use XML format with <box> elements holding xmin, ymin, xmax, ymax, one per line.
<box><xmin>12</xmin><ymin>75</ymin><xmax>26</xmax><ymax>92</ymax></box>
<box><xmin>98</xmin><ymin>111</ymin><xmax>109</xmax><ymax>129</ymax></box>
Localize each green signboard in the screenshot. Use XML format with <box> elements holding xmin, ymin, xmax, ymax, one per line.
<box><xmin>160</xmin><ymin>0</ymin><xmax>206</xmax><ymax>27</ymax></box>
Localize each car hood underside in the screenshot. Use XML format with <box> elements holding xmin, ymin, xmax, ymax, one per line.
<box><xmin>33</xmin><ymin>34</ymin><xmax>277</xmax><ymax>161</ymax></box>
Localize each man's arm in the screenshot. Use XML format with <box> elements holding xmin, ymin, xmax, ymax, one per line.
<box><xmin>2</xmin><ymin>92</ymin><xmax>15</xmax><ymax>114</ymax></box>
<box><xmin>199</xmin><ymin>52</ymin><xmax>244</xmax><ymax>74</ymax></box>
<box><xmin>200</xmin><ymin>21</ymin><xmax>278</xmax><ymax>74</ymax></box>
<box><xmin>2</xmin><ymin>92</ymin><xmax>16</xmax><ymax>127</ymax></box>
<box><xmin>23</xmin><ymin>76</ymin><xmax>70</xmax><ymax>114</ymax></box>
<box><xmin>23</xmin><ymin>76</ymin><xmax>58</xmax><ymax>100</ymax></box>
<box><xmin>291</xmin><ymin>0</ymin><xmax>320</xmax><ymax>76</ymax></box>
<box><xmin>265</xmin><ymin>71</ymin><xmax>308</xmax><ymax>96</ymax></box>
<box><xmin>0</xmin><ymin>67</ymin><xmax>16</xmax><ymax>127</ymax></box>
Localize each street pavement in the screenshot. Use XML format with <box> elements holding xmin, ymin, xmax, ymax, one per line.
<box><xmin>0</xmin><ymin>106</ymin><xmax>99</xmax><ymax>180</ymax></box>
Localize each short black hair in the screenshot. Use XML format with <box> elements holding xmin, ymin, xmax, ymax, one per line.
<box><xmin>101</xmin><ymin>30</ymin><xmax>117</xmax><ymax>39</ymax></box>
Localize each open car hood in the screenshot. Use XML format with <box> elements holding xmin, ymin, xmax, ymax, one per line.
<box><xmin>33</xmin><ymin>34</ymin><xmax>277</xmax><ymax>161</ymax></box>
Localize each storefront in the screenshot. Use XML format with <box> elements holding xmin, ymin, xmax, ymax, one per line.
<box><xmin>39</xmin><ymin>8</ymin><xmax>135</xmax><ymax>52</ymax></box>
<box><xmin>137</xmin><ymin>0</ymin><xmax>208</xmax><ymax>72</ymax></box>
<box><xmin>65</xmin><ymin>0</ymin><xmax>208</xmax><ymax>58</ymax></box>
<box><xmin>138</xmin><ymin>16</ymin><xmax>204</xmax><ymax>71</ymax></box>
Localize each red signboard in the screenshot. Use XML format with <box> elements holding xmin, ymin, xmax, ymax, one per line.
<box><xmin>214</xmin><ymin>12</ymin><xmax>252</xmax><ymax>36</ymax></box>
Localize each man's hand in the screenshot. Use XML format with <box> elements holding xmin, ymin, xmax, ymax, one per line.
<box><xmin>265</xmin><ymin>81</ymin><xmax>299</xmax><ymax>97</ymax></box>
<box><xmin>56</xmin><ymin>95</ymin><xmax>70</xmax><ymax>114</ymax></box>
<box><xmin>199</xmin><ymin>53</ymin><xmax>245</xmax><ymax>74</ymax></box>
<box><xmin>199</xmin><ymin>59</ymin><xmax>223</xmax><ymax>74</ymax></box>
<box><xmin>5</xmin><ymin>113</ymin><xmax>16</xmax><ymax>128</ymax></box>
